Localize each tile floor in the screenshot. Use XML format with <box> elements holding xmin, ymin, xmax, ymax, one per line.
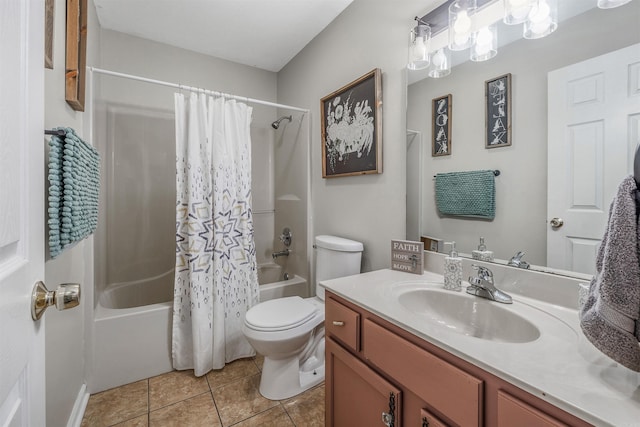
<box><xmin>81</xmin><ymin>356</ymin><xmax>325</xmax><ymax>427</ymax></box>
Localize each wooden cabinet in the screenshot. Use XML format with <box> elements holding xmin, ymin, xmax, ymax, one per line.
<box><xmin>497</xmin><ymin>391</ymin><xmax>569</xmax><ymax>427</ymax></box>
<box><xmin>325</xmin><ymin>292</ymin><xmax>593</xmax><ymax>427</ymax></box>
<box><xmin>326</xmin><ymin>337</ymin><xmax>401</xmax><ymax>427</ymax></box>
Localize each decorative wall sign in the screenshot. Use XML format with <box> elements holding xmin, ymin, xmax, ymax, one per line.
<box><xmin>45</xmin><ymin>0</ymin><xmax>54</xmax><ymax>69</ymax></box>
<box><xmin>485</xmin><ymin>73</ymin><xmax>511</xmax><ymax>148</ymax></box>
<box><xmin>321</xmin><ymin>69</ymin><xmax>382</xmax><ymax>178</ymax></box>
<box><xmin>65</xmin><ymin>0</ymin><xmax>88</xmax><ymax>111</ymax></box>
<box><xmin>432</xmin><ymin>94</ymin><xmax>452</xmax><ymax>156</ymax></box>
<box><xmin>391</xmin><ymin>239</ymin><xmax>424</xmax><ymax>275</ymax></box>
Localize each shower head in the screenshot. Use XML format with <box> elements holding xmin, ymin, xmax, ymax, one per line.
<box><xmin>271</xmin><ymin>115</ymin><xmax>292</xmax><ymax>130</ymax></box>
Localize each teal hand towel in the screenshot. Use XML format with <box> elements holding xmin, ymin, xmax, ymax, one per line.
<box><xmin>435</xmin><ymin>170</ymin><xmax>495</xmax><ymax>219</ymax></box>
<box><xmin>48</xmin><ymin>127</ymin><xmax>100</xmax><ymax>258</ymax></box>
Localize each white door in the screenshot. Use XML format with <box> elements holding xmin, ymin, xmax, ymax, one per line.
<box><xmin>0</xmin><ymin>0</ymin><xmax>46</xmax><ymax>425</ymax></box>
<box><xmin>547</xmin><ymin>44</ymin><xmax>640</xmax><ymax>274</ymax></box>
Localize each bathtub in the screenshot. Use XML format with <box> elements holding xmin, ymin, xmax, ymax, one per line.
<box><xmin>91</xmin><ymin>263</ymin><xmax>308</xmax><ymax>393</ymax></box>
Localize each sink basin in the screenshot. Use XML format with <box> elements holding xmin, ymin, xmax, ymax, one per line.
<box><xmin>395</xmin><ymin>286</ymin><xmax>541</xmax><ymax>343</ymax></box>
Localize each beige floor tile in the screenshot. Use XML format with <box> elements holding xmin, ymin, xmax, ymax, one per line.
<box><xmin>206</xmin><ymin>358</ymin><xmax>259</xmax><ymax>390</ymax></box>
<box><xmin>149</xmin><ymin>392</ymin><xmax>220</xmax><ymax>426</ymax></box>
<box><xmin>81</xmin><ymin>380</ymin><xmax>148</xmax><ymax>427</ymax></box>
<box><xmin>212</xmin><ymin>374</ymin><xmax>278</xmax><ymax>426</ymax></box>
<box><xmin>231</xmin><ymin>406</ymin><xmax>294</xmax><ymax>427</ymax></box>
<box><xmin>149</xmin><ymin>370</ymin><xmax>209</xmax><ymax>410</ymax></box>
<box><xmin>253</xmin><ymin>355</ymin><xmax>264</xmax><ymax>371</ymax></box>
<box><xmin>113</xmin><ymin>414</ymin><xmax>149</xmax><ymax>426</ymax></box>
<box><xmin>283</xmin><ymin>384</ymin><xmax>325</xmax><ymax>427</ymax></box>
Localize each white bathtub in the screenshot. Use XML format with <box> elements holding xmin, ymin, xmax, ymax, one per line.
<box><xmin>257</xmin><ymin>262</ymin><xmax>309</xmax><ymax>301</ymax></box>
<box><xmin>91</xmin><ymin>263</ymin><xmax>308</xmax><ymax>393</ymax></box>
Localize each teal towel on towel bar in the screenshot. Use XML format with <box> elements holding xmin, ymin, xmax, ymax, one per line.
<box><xmin>435</xmin><ymin>170</ymin><xmax>496</xmax><ymax>219</ymax></box>
<box><xmin>48</xmin><ymin>127</ymin><xmax>100</xmax><ymax>258</ymax></box>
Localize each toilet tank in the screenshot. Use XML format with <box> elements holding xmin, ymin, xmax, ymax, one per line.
<box><xmin>314</xmin><ymin>235</ymin><xmax>364</xmax><ymax>301</ymax></box>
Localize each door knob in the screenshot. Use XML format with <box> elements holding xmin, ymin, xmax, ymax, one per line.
<box><xmin>550</xmin><ymin>217</ymin><xmax>564</xmax><ymax>228</ymax></box>
<box><xmin>31</xmin><ymin>281</ymin><xmax>81</xmax><ymax>321</ymax></box>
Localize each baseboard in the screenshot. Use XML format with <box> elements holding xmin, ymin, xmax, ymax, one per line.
<box><xmin>66</xmin><ymin>383</ymin><xmax>89</xmax><ymax>427</ymax></box>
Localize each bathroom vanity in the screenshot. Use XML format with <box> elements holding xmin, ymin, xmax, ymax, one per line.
<box><xmin>322</xmin><ymin>265</ymin><xmax>640</xmax><ymax>427</ymax></box>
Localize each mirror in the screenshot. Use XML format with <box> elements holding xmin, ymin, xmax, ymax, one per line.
<box><xmin>406</xmin><ymin>1</ymin><xmax>640</xmax><ymax>277</ymax></box>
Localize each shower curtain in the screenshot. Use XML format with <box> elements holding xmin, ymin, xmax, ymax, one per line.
<box><xmin>172</xmin><ymin>92</ymin><xmax>260</xmax><ymax>376</ymax></box>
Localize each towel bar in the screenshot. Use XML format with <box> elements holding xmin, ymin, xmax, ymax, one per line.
<box><xmin>433</xmin><ymin>169</ymin><xmax>500</xmax><ymax>178</ymax></box>
<box><xmin>45</xmin><ymin>129</ymin><xmax>66</xmax><ymax>136</ymax></box>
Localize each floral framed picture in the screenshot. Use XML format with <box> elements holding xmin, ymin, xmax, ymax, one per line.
<box><xmin>485</xmin><ymin>73</ymin><xmax>511</xmax><ymax>148</ymax></box>
<box><xmin>432</xmin><ymin>94</ymin><xmax>452</xmax><ymax>157</ymax></box>
<box><xmin>321</xmin><ymin>68</ymin><xmax>382</xmax><ymax>178</ymax></box>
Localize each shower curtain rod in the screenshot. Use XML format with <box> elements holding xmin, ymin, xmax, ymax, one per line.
<box><xmin>88</xmin><ymin>67</ymin><xmax>310</xmax><ymax>113</ymax></box>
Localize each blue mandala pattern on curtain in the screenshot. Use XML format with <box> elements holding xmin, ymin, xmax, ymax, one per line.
<box><xmin>172</xmin><ymin>93</ymin><xmax>259</xmax><ymax>376</ymax></box>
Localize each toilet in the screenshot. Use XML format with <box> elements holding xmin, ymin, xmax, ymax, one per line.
<box><xmin>242</xmin><ymin>235</ymin><xmax>363</xmax><ymax>400</ymax></box>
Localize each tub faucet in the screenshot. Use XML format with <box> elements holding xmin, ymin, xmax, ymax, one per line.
<box><xmin>466</xmin><ymin>265</ymin><xmax>512</xmax><ymax>304</ymax></box>
<box><xmin>272</xmin><ymin>249</ymin><xmax>290</xmax><ymax>259</ymax></box>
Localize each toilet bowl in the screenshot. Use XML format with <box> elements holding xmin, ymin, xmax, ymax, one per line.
<box><xmin>242</xmin><ymin>235</ymin><xmax>363</xmax><ymax>400</ymax></box>
<box><xmin>243</xmin><ymin>296</ymin><xmax>325</xmax><ymax>400</ymax></box>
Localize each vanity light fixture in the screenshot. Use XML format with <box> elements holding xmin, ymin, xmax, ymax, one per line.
<box><xmin>407</xmin><ymin>0</ymin><xmax>562</xmax><ymax>76</ymax></box>
<box><xmin>449</xmin><ymin>0</ymin><xmax>477</xmax><ymax>51</ymax></box>
<box><xmin>428</xmin><ymin>48</ymin><xmax>452</xmax><ymax>78</ymax></box>
<box><xmin>470</xmin><ymin>24</ymin><xmax>498</xmax><ymax>61</ymax></box>
<box><xmin>408</xmin><ymin>17</ymin><xmax>432</xmax><ymax>70</ymax></box>
<box><xmin>523</xmin><ymin>0</ymin><xmax>558</xmax><ymax>39</ymax></box>
<box><xmin>597</xmin><ymin>0</ymin><xmax>632</xmax><ymax>8</ymax></box>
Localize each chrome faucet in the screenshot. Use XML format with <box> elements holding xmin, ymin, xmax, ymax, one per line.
<box><xmin>466</xmin><ymin>265</ymin><xmax>512</xmax><ymax>304</ymax></box>
<box><xmin>272</xmin><ymin>248</ymin><xmax>290</xmax><ymax>259</ymax></box>
<box><xmin>508</xmin><ymin>251</ymin><xmax>530</xmax><ymax>269</ymax></box>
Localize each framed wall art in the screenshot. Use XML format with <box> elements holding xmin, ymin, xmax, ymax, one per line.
<box><xmin>321</xmin><ymin>68</ymin><xmax>382</xmax><ymax>178</ymax></box>
<box><xmin>65</xmin><ymin>0</ymin><xmax>88</xmax><ymax>111</ymax></box>
<box><xmin>485</xmin><ymin>73</ymin><xmax>511</xmax><ymax>148</ymax></box>
<box><xmin>432</xmin><ymin>94</ymin><xmax>452</xmax><ymax>157</ymax></box>
<box><xmin>45</xmin><ymin>0</ymin><xmax>54</xmax><ymax>69</ymax></box>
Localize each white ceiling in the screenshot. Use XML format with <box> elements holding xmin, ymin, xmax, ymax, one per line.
<box><xmin>93</xmin><ymin>0</ymin><xmax>354</xmax><ymax>72</ymax></box>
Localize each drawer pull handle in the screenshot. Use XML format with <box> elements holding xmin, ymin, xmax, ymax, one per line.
<box><xmin>332</xmin><ymin>321</ymin><xmax>345</xmax><ymax>326</ymax></box>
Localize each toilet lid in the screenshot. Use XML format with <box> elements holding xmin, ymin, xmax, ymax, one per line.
<box><xmin>245</xmin><ymin>296</ymin><xmax>317</xmax><ymax>331</ymax></box>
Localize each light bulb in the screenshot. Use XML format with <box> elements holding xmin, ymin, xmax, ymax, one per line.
<box><xmin>453</xmin><ymin>11</ymin><xmax>472</xmax><ymax>33</ymax></box>
<box><xmin>529</xmin><ymin>0</ymin><xmax>550</xmax><ymax>23</ymax></box>
<box><xmin>476</xmin><ymin>27</ymin><xmax>492</xmax><ymax>45</ymax></box>
<box><xmin>454</xmin><ymin>32</ymin><xmax>470</xmax><ymax>46</ymax></box>
<box><xmin>524</xmin><ymin>0</ymin><xmax>556</xmax><ymax>39</ymax></box>
<box><xmin>411</xmin><ymin>38</ymin><xmax>426</xmax><ymax>62</ymax></box>
<box><xmin>432</xmin><ymin>49</ymin><xmax>446</xmax><ymax>67</ymax></box>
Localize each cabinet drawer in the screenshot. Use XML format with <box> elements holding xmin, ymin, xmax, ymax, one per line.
<box><xmin>497</xmin><ymin>391</ymin><xmax>569</xmax><ymax>427</ymax></box>
<box><xmin>421</xmin><ymin>408</ymin><xmax>448</xmax><ymax>427</ymax></box>
<box><xmin>326</xmin><ymin>297</ymin><xmax>360</xmax><ymax>352</ymax></box>
<box><xmin>363</xmin><ymin>319</ymin><xmax>482</xmax><ymax>427</ymax></box>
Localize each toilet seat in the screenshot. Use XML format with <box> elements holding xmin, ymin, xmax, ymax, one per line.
<box><xmin>245</xmin><ymin>296</ymin><xmax>318</xmax><ymax>332</ymax></box>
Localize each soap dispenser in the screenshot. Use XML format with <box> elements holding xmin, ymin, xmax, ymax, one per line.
<box><xmin>471</xmin><ymin>237</ymin><xmax>494</xmax><ymax>262</ymax></box>
<box><xmin>444</xmin><ymin>242</ymin><xmax>463</xmax><ymax>291</ymax></box>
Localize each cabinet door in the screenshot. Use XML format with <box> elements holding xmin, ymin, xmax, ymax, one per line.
<box><xmin>326</xmin><ymin>338</ymin><xmax>401</xmax><ymax>427</ymax></box>
<box><xmin>497</xmin><ymin>391</ymin><xmax>569</xmax><ymax>427</ymax></box>
<box><xmin>364</xmin><ymin>319</ymin><xmax>482</xmax><ymax>427</ymax></box>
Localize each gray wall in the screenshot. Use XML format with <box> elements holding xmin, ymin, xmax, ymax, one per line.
<box><xmin>43</xmin><ymin>1</ymin><xmax>100</xmax><ymax>425</ymax></box>
<box><xmin>277</xmin><ymin>0</ymin><xmax>430</xmax><ymax>272</ymax></box>
<box><xmin>407</xmin><ymin>5</ymin><xmax>639</xmax><ymax>266</ymax></box>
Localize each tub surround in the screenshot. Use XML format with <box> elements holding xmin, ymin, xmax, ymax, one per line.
<box><xmin>321</xmin><ymin>254</ymin><xmax>640</xmax><ymax>426</ymax></box>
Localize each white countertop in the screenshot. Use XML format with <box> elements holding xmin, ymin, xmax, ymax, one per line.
<box><xmin>321</xmin><ymin>268</ymin><xmax>640</xmax><ymax>427</ymax></box>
